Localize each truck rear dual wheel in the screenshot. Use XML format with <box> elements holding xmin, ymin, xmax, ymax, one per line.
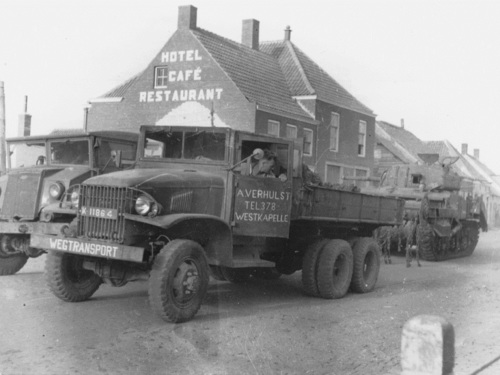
<box><xmin>302</xmin><ymin>239</ymin><xmax>353</xmax><ymax>299</ymax></box>
<box><xmin>45</xmin><ymin>252</ymin><xmax>102</xmax><ymax>302</ymax></box>
<box><xmin>316</xmin><ymin>240</ymin><xmax>353</xmax><ymax>299</ymax></box>
<box><xmin>301</xmin><ymin>239</ymin><xmax>329</xmax><ymax>297</ymax></box>
<box><xmin>149</xmin><ymin>239</ymin><xmax>209</xmax><ymax>323</ymax></box>
<box><xmin>350</xmin><ymin>238</ymin><xmax>380</xmax><ymax>293</ymax></box>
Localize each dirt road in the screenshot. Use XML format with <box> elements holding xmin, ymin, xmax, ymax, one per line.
<box><xmin>2</xmin><ymin>231</ymin><xmax>500</xmax><ymax>375</ymax></box>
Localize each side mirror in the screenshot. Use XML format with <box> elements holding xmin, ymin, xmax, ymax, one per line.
<box><xmin>111</xmin><ymin>150</ymin><xmax>122</xmax><ymax>168</ymax></box>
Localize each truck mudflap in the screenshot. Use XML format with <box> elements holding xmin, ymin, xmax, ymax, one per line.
<box><xmin>30</xmin><ymin>234</ymin><xmax>145</xmax><ymax>263</ymax></box>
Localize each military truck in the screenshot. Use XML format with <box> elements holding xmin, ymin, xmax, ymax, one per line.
<box><xmin>364</xmin><ymin>158</ymin><xmax>487</xmax><ymax>261</ymax></box>
<box><xmin>0</xmin><ymin>130</ymin><xmax>138</xmax><ymax>275</ymax></box>
<box><xmin>31</xmin><ymin>125</ymin><xmax>403</xmax><ymax>323</ymax></box>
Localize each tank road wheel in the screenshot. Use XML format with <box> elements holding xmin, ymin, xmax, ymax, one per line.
<box><xmin>461</xmin><ymin>222</ymin><xmax>480</xmax><ymax>257</ymax></box>
<box><xmin>301</xmin><ymin>239</ymin><xmax>329</xmax><ymax>297</ymax></box>
<box><xmin>149</xmin><ymin>239</ymin><xmax>209</xmax><ymax>323</ymax></box>
<box><xmin>316</xmin><ymin>239</ymin><xmax>353</xmax><ymax>299</ymax></box>
<box><xmin>0</xmin><ymin>235</ymin><xmax>29</xmax><ymax>276</ymax></box>
<box><xmin>417</xmin><ymin>222</ymin><xmax>437</xmax><ymax>261</ymax></box>
<box><xmin>350</xmin><ymin>237</ymin><xmax>380</xmax><ymax>293</ymax></box>
<box><xmin>45</xmin><ymin>252</ymin><xmax>102</xmax><ymax>302</ymax></box>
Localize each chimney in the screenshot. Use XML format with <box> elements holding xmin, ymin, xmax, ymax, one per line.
<box><xmin>461</xmin><ymin>143</ymin><xmax>468</xmax><ymax>155</ymax></box>
<box><xmin>284</xmin><ymin>25</ymin><xmax>292</xmax><ymax>41</ymax></box>
<box><xmin>242</xmin><ymin>19</ymin><xmax>259</xmax><ymax>50</ymax></box>
<box><xmin>178</xmin><ymin>5</ymin><xmax>197</xmax><ymax>30</ymax></box>
<box><xmin>400</xmin><ymin>118</ymin><xmax>405</xmax><ymax>129</ymax></box>
<box><xmin>17</xmin><ymin>95</ymin><xmax>31</xmax><ymax>137</ymax></box>
<box><xmin>474</xmin><ymin>149</ymin><xmax>480</xmax><ymax>159</ymax></box>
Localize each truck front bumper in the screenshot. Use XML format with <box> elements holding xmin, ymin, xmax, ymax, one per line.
<box><xmin>30</xmin><ymin>234</ymin><xmax>145</xmax><ymax>263</ymax></box>
<box><xmin>0</xmin><ymin>221</ymin><xmax>67</xmax><ymax>235</ymax></box>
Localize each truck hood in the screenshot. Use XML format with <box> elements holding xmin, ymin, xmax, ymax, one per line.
<box><xmin>0</xmin><ymin>166</ymin><xmax>94</xmax><ymax>220</ymax></box>
<box><xmin>83</xmin><ymin>168</ymin><xmax>225</xmax><ymax>190</ymax></box>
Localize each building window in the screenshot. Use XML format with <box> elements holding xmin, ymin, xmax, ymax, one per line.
<box><xmin>326</xmin><ymin>164</ymin><xmax>341</xmax><ymax>184</ymax></box>
<box><xmin>330</xmin><ymin>112</ymin><xmax>340</xmax><ymax>151</ymax></box>
<box><xmin>358</xmin><ymin>120</ymin><xmax>367</xmax><ymax>157</ymax></box>
<box><xmin>155</xmin><ymin>66</ymin><xmax>169</xmax><ymax>88</ymax></box>
<box><xmin>286</xmin><ymin>124</ymin><xmax>297</xmax><ymax>138</ymax></box>
<box><xmin>267</xmin><ymin>120</ymin><xmax>280</xmax><ymax>136</ymax></box>
<box><xmin>303</xmin><ymin>128</ymin><xmax>313</xmax><ymax>156</ymax></box>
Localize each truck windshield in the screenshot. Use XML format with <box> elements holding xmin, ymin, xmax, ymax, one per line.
<box><xmin>143</xmin><ymin>129</ymin><xmax>226</xmax><ymax>161</ymax></box>
<box><xmin>8</xmin><ymin>141</ymin><xmax>47</xmax><ymax>168</ymax></box>
<box><xmin>50</xmin><ymin>140</ymin><xmax>90</xmax><ymax>165</ymax></box>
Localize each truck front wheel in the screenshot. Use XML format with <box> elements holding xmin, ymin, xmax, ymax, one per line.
<box><xmin>0</xmin><ymin>253</ymin><xmax>28</xmax><ymax>276</ymax></box>
<box><xmin>45</xmin><ymin>252</ymin><xmax>102</xmax><ymax>302</ymax></box>
<box><xmin>316</xmin><ymin>239</ymin><xmax>353</xmax><ymax>299</ymax></box>
<box><xmin>350</xmin><ymin>237</ymin><xmax>380</xmax><ymax>293</ymax></box>
<box><xmin>149</xmin><ymin>239</ymin><xmax>209</xmax><ymax>323</ymax></box>
<box><xmin>0</xmin><ymin>235</ymin><xmax>29</xmax><ymax>276</ymax></box>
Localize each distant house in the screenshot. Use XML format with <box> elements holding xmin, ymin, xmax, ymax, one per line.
<box><xmin>374</xmin><ymin>120</ymin><xmax>426</xmax><ymax>176</ymax></box>
<box><xmin>375</xmin><ymin>120</ymin><xmax>500</xmax><ymax>227</ymax></box>
<box><xmin>86</xmin><ymin>5</ymin><xmax>375</xmax><ymax>183</ymax></box>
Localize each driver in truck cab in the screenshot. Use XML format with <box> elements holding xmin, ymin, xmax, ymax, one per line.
<box><xmin>246</xmin><ymin>149</ymin><xmax>287</xmax><ymax>182</ymax></box>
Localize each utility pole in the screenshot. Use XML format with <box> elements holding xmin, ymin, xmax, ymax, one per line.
<box><xmin>0</xmin><ymin>82</ymin><xmax>6</xmax><ymax>174</ymax></box>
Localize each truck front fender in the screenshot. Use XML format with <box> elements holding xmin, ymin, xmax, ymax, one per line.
<box><xmin>123</xmin><ymin>213</ymin><xmax>233</xmax><ymax>266</ymax></box>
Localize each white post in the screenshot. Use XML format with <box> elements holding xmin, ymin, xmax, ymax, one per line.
<box><xmin>401</xmin><ymin>315</ymin><xmax>455</xmax><ymax>375</ymax></box>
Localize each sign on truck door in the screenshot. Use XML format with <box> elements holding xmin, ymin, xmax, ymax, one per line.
<box><xmin>232</xmin><ymin>176</ymin><xmax>292</xmax><ymax>238</ymax></box>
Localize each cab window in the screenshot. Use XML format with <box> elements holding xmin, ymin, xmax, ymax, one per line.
<box><xmin>50</xmin><ymin>140</ymin><xmax>89</xmax><ymax>165</ymax></box>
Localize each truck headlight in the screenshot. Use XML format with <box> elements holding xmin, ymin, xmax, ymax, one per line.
<box><xmin>49</xmin><ymin>182</ymin><xmax>65</xmax><ymax>199</ymax></box>
<box><xmin>70</xmin><ymin>188</ymin><xmax>80</xmax><ymax>208</ymax></box>
<box><xmin>135</xmin><ymin>195</ymin><xmax>152</xmax><ymax>215</ymax></box>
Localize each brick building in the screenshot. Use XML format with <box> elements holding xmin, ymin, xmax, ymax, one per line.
<box><xmin>86</xmin><ymin>5</ymin><xmax>375</xmax><ymax>183</ymax></box>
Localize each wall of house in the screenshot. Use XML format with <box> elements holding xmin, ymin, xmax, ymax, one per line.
<box><xmin>86</xmin><ymin>30</ymin><xmax>256</xmax><ymax>133</ymax></box>
<box><xmin>254</xmin><ymin>111</ymin><xmax>317</xmax><ymax>165</ymax></box>
<box><xmin>313</xmin><ymin>101</ymin><xmax>375</xmax><ymax>185</ymax></box>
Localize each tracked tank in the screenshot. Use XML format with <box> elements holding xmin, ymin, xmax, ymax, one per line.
<box><xmin>363</xmin><ymin>157</ymin><xmax>487</xmax><ymax>261</ymax></box>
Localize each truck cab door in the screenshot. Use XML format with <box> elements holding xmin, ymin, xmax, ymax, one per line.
<box><xmin>231</xmin><ymin>137</ymin><xmax>293</xmax><ymax>238</ymax></box>
<box><xmin>232</xmin><ymin>175</ymin><xmax>292</xmax><ymax>238</ymax></box>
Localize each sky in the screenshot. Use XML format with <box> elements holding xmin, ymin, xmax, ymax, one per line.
<box><xmin>1</xmin><ymin>0</ymin><xmax>500</xmax><ymax>173</ymax></box>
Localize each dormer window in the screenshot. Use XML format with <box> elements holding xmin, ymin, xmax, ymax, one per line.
<box><xmin>155</xmin><ymin>66</ymin><xmax>169</xmax><ymax>88</ymax></box>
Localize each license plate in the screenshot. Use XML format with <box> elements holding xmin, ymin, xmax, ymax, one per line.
<box><xmin>80</xmin><ymin>206</ymin><xmax>117</xmax><ymax>219</ymax></box>
<box><xmin>30</xmin><ymin>234</ymin><xmax>144</xmax><ymax>263</ymax></box>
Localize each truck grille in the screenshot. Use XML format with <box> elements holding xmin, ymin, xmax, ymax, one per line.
<box><xmin>77</xmin><ymin>185</ymin><xmax>134</xmax><ymax>242</ymax></box>
<box><xmin>1</xmin><ymin>172</ymin><xmax>41</xmax><ymax>220</ymax></box>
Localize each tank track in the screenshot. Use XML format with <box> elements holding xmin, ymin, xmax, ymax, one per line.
<box><xmin>417</xmin><ymin>221</ymin><xmax>480</xmax><ymax>261</ymax></box>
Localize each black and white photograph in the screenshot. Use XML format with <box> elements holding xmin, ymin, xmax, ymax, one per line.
<box><xmin>1</xmin><ymin>1</ymin><xmax>500</xmax><ymax>374</ymax></box>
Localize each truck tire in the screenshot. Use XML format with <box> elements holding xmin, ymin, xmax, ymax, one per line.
<box><xmin>301</xmin><ymin>239</ymin><xmax>329</xmax><ymax>297</ymax></box>
<box><xmin>316</xmin><ymin>239</ymin><xmax>353</xmax><ymax>299</ymax></box>
<box><xmin>350</xmin><ymin>238</ymin><xmax>380</xmax><ymax>293</ymax></box>
<box><xmin>45</xmin><ymin>252</ymin><xmax>102</xmax><ymax>302</ymax></box>
<box><xmin>460</xmin><ymin>222</ymin><xmax>480</xmax><ymax>257</ymax></box>
<box><xmin>0</xmin><ymin>235</ymin><xmax>29</xmax><ymax>276</ymax></box>
<box><xmin>0</xmin><ymin>254</ymin><xmax>28</xmax><ymax>276</ymax></box>
<box><xmin>149</xmin><ymin>239</ymin><xmax>209</xmax><ymax>323</ymax></box>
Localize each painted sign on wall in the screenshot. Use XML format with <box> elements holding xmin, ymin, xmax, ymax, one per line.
<box><xmin>139</xmin><ymin>48</ymin><xmax>224</xmax><ymax>104</ymax></box>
